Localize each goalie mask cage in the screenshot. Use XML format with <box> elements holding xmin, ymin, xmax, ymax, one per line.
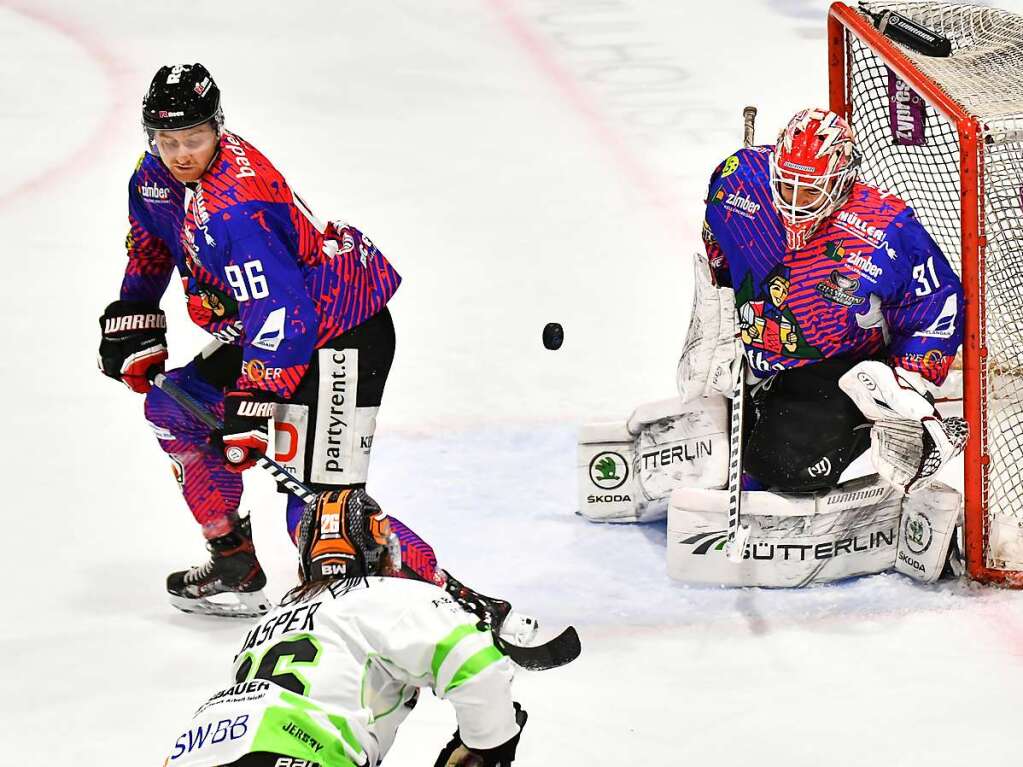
<box><xmin>829</xmin><ymin>1</ymin><xmax>1023</xmax><ymax>585</ymax></box>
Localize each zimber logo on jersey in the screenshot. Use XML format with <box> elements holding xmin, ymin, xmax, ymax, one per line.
<box><xmin>723</xmin><ymin>192</ymin><xmax>760</xmax><ymax>218</ymax></box>
<box><xmin>138</xmin><ymin>181</ymin><xmax>171</xmax><ymax>202</ymax></box>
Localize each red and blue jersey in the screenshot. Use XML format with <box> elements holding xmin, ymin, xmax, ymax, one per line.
<box><xmin>120</xmin><ymin>131</ymin><xmax>401</xmax><ymax>398</ymax></box>
<box><xmin>703</xmin><ymin>146</ymin><xmax>962</xmax><ymax>385</ymax></box>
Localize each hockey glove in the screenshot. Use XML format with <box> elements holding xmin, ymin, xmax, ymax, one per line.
<box><xmin>434</xmin><ymin>702</ymin><xmax>527</xmax><ymax>767</ymax></box>
<box><xmin>97</xmin><ymin>300</ymin><xmax>168</xmax><ymax>393</ymax></box>
<box><xmin>216</xmin><ymin>390</ymin><xmax>278</xmax><ymax>473</ymax></box>
<box><xmin>839</xmin><ymin>361</ymin><xmax>968</xmax><ymax>493</ymax></box>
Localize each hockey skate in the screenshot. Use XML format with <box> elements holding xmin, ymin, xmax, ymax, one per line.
<box><xmin>167</xmin><ymin>516</ymin><xmax>271</xmax><ymax>619</ymax></box>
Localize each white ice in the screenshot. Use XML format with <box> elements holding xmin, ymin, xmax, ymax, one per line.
<box><xmin>4</xmin><ymin>1</ymin><xmax>1023</xmax><ymax>764</ymax></box>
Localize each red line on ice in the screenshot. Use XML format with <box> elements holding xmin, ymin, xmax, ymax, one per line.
<box><xmin>484</xmin><ymin>0</ymin><xmax>686</xmax><ymax>242</ymax></box>
<box><xmin>0</xmin><ymin>1</ymin><xmax>130</xmax><ymax>210</ymax></box>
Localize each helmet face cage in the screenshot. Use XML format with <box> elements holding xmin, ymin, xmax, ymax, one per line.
<box><xmin>770</xmin><ymin>108</ymin><xmax>860</xmax><ymax>249</ymax></box>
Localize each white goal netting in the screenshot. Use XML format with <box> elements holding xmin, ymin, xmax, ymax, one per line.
<box><xmin>844</xmin><ymin>2</ymin><xmax>1023</xmax><ymax>572</ymax></box>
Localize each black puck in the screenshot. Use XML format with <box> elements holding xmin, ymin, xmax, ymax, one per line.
<box><xmin>542</xmin><ymin>322</ymin><xmax>563</xmax><ymax>350</ymax></box>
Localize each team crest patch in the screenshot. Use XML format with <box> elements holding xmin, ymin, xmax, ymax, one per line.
<box><xmin>816</xmin><ymin>270</ymin><xmax>866</xmax><ymax>307</ymax></box>
<box><xmin>721</xmin><ymin>155</ymin><xmax>740</xmax><ymax>178</ymax></box>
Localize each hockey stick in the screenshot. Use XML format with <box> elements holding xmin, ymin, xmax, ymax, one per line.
<box><xmin>152</xmin><ymin>373</ymin><xmax>317</xmax><ymax>503</ymax></box>
<box><xmin>151</xmin><ymin>373</ymin><xmax>580</xmax><ymax>669</ymax></box>
<box><xmin>724</xmin><ymin>106</ymin><xmax>758</xmax><ymax>563</ymax></box>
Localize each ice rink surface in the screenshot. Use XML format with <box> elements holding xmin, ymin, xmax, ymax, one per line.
<box><xmin>5</xmin><ymin>0</ymin><xmax>1023</xmax><ymax>764</ymax></box>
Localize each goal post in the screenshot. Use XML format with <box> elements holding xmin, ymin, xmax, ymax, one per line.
<box><xmin>829</xmin><ymin>1</ymin><xmax>1023</xmax><ymax>586</ymax></box>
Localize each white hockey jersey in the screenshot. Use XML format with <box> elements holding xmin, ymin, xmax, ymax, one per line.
<box><xmin>164</xmin><ymin>577</ymin><xmax>519</xmax><ymax>767</ymax></box>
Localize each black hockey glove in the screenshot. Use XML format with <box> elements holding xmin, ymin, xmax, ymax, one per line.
<box><xmin>97</xmin><ymin>300</ymin><xmax>168</xmax><ymax>393</ymax></box>
<box><xmin>214</xmin><ymin>390</ymin><xmax>279</xmax><ymax>473</ymax></box>
<box><xmin>433</xmin><ymin>702</ymin><xmax>527</xmax><ymax>767</ymax></box>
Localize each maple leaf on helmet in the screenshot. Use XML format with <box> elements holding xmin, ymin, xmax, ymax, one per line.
<box><xmin>769</xmin><ymin>108</ymin><xmax>861</xmax><ymax>250</ymax></box>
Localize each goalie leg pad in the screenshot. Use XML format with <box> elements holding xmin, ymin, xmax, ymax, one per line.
<box><xmin>578</xmin><ymin>397</ymin><xmax>729</xmax><ymax>523</ymax></box>
<box><xmin>895</xmin><ymin>481</ymin><xmax>962</xmax><ymax>583</ymax></box>
<box><xmin>667</xmin><ymin>477</ymin><xmax>903</xmax><ymax>587</ymax></box>
<box><xmin>628</xmin><ymin>395</ymin><xmax>729</xmax><ymax>519</ymax></box>
<box><xmin>578</xmin><ymin>422</ymin><xmax>637</xmax><ymax>523</ymax></box>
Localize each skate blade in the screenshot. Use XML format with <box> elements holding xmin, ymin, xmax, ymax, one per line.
<box><xmin>499</xmin><ymin>611</ymin><xmax>540</xmax><ymax>646</ymax></box>
<box><xmin>169</xmin><ymin>589</ymin><xmax>272</xmax><ymax>619</ymax></box>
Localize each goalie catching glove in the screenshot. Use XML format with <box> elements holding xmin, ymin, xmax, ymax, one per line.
<box><xmin>838</xmin><ymin>361</ymin><xmax>968</xmax><ymax>494</ymax></box>
<box><xmin>215</xmin><ymin>390</ymin><xmax>278</xmax><ymax>472</ymax></box>
<box><xmin>97</xmin><ymin>300</ymin><xmax>168</xmax><ymax>393</ymax></box>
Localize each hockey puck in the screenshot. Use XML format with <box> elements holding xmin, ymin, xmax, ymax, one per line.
<box><xmin>225</xmin><ymin>446</ymin><xmax>246</xmax><ymax>464</ymax></box>
<box><xmin>542</xmin><ymin>322</ymin><xmax>564</xmax><ymax>350</ymax></box>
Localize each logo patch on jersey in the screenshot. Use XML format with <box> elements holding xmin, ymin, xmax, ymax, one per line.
<box><xmin>816</xmin><ymin>270</ymin><xmax>866</xmax><ymax>307</ymax></box>
<box><xmin>721</xmin><ymin>154</ymin><xmax>740</xmax><ymax>178</ymax></box>
<box><xmin>243</xmin><ymin>359</ymin><xmax>283</xmax><ymax>383</ymax></box>
<box><xmin>834</xmin><ymin>210</ymin><xmax>898</xmax><ymax>260</ymax></box>
<box><xmin>252</xmin><ymin>307</ymin><xmax>287</xmax><ymax>351</ymax></box>
<box><xmin>846</xmin><ymin>251</ymin><xmax>883</xmax><ymax>282</ymax></box>
<box><xmin>913</xmin><ymin>293</ymin><xmax>958</xmax><ymax>339</ymax></box>
<box><xmin>709</xmin><ymin>187</ymin><xmax>726</xmax><ymax>205</ymax></box>
<box><xmin>138</xmin><ymin>181</ymin><xmax>171</xmax><ymax>203</ymax></box>
<box><xmin>723</xmin><ymin>192</ymin><xmax>760</xmax><ymax>219</ymax></box>
<box><xmin>223</xmin><ymin>133</ymin><xmax>256</xmax><ymax>179</ymax></box>
<box><xmin>187</xmin><ymin>285</ymin><xmax>236</xmax><ymax>326</ymax></box>
<box><xmin>212</xmin><ymin>321</ymin><xmax>245</xmax><ymax>344</ymax></box>
<box><xmin>190</xmin><ymin>183</ymin><xmax>216</xmax><ymax>246</ymax></box>
<box><xmin>824</xmin><ymin>240</ymin><xmax>847</xmax><ymax>262</ymax></box>
<box><xmin>170</xmin><ymin>456</ymin><xmax>184</xmax><ymax>487</ymax></box>
<box><xmin>702</xmin><ymin>220</ymin><xmax>717</xmax><ymax>245</ymax></box>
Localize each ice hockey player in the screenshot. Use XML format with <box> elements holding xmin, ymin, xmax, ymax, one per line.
<box><xmin>97</xmin><ymin>63</ymin><xmax>400</xmax><ymax>617</ymax></box>
<box><xmin>163</xmin><ymin>488</ymin><xmax>528</xmax><ymax>767</ymax></box>
<box><xmin>694</xmin><ymin>106</ymin><xmax>966</xmax><ymax>494</ymax></box>
<box><xmin>579</xmin><ymin>107</ymin><xmax>968</xmax><ymax>586</ymax></box>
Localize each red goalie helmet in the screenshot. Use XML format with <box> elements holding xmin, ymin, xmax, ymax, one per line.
<box><xmin>770</xmin><ymin>108</ymin><xmax>860</xmax><ymax>250</ymax></box>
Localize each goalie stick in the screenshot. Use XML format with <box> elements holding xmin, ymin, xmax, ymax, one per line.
<box><xmin>723</xmin><ymin>106</ymin><xmax>758</xmax><ymax>563</ymax></box>
<box><xmin>151</xmin><ymin>373</ymin><xmax>581</xmax><ymax>670</ymax></box>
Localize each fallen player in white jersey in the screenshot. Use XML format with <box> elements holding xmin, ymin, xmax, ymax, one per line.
<box><xmin>163</xmin><ymin>489</ymin><xmax>546</xmax><ymax>767</ymax></box>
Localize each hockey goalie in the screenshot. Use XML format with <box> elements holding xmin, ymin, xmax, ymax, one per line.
<box><xmin>578</xmin><ymin>108</ymin><xmax>969</xmax><ymax>587</ymax></box>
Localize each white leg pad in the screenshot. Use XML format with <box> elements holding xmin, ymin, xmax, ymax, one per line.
<box><xmin>628</xmin><ymin>396</ymin><xmax>729</xmax><ymax>519</ymax></box>
<box><xmin>667</xmin><ymin>478</ymin><xmax>903</xmax><ymax>586</ymax></box>
<box><xmin>578</xmin><ymin>396</ymin><xmax>729</xmax><ymax>524</ymax></box>
<box><xmin>895</xmin><ymin>481</ymin><xmax>962</xmax><ymax>583</ymax></box>
<box><xmin>578</xmin><ymin>422</ymin><xmax>638</xmax><ymax>523</ymax></box>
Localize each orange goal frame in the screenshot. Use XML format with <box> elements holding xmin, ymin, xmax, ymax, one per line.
<box><xmin>826</xmin><ymin>3</ymin><xmax>1018</xmax><ymax>585</ymax></box>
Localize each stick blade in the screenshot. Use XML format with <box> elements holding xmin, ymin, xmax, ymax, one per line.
<box><xmin>498</xmin><ymin>626</ymin><xmax>581</xmax><ymax>671</ymax></box>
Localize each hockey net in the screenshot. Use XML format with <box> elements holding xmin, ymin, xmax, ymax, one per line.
<box><xmin>829</xmin><ymin>1</ymin><xmax>1023</xmax><ymax>584</ymax></box>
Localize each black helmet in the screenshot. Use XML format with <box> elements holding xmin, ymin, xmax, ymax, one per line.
<box><xmin>296</xmin><ymin>489</ymin><xmax>394</xmax><ymax>582</ymax></box>
<box><xmin>142</xmin><ymin>63</ymin><xmax>223</xmax><ymax>132</ymax></box>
